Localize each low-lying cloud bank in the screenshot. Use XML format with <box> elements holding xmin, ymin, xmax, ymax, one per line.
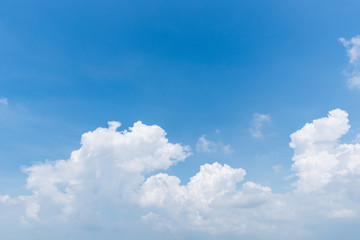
<box><xmin>1</xmin><ymin>109</ymin><xmax>360</xmax><ymax>239</ymax></box>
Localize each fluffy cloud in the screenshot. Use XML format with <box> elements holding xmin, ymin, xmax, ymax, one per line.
<box><xmin>139</xmin><ymin>162</ymin><xmax>290</xmax><ymax>234</ymax></box>
<box><xmin>290</xmin><ymin>109</ymin><xmax>350</xmax><ymax>192</ymax></box>
<box><xmin>289</xmin><ymin>109</ymin><xmax>360</xmax><ymax>226</ymax></box>
<box><xmin>196</xmin><ymin>135</ymin><xmax>233</xmax><ymax>153</ymax></box>
<box><xmin>340</xmin><ymin>36</ymin><xmax>360</xmax><ymax>89</ymax></box>
<box><xmin>1</xmin><ymin>109</ymin><xmax>360</xmax><ymax>239</ymax></box>
<box><xmin>21</xmin><ymin>121</ymin><xmax>190</xmax><ymax>221</ymax></box>
<box><xmin>250</xmin><ymin>113</ymin><xmax>271</xmax><ymax>139</ymax></box>
<box><xmin>290</xmin><ymin>109</ymin><xmax>360</xmax><ymax>193</ymax></box>
<box><xmin>140</xmin><ymin>109</ymin><xmax>360</xmax><ymax>235</ymax></box>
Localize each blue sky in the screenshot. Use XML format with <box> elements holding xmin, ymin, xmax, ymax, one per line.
<box><xmin>1</xmin><ymin>0</ymin><xmax>360</xmax><ymax>239</ymax></box>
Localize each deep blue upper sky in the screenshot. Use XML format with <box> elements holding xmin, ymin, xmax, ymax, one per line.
<box><xmin>1</xmin><ymin>0</ymin><xmax>360</xmax><ymax>193</ymax></box>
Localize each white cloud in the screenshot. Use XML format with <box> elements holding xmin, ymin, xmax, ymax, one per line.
<box><xmin>289</xmin><ymin>109</ymin><xmax>360</xmax><ymax>193</ymax></box>
<box><xmin>139</xmin><ymin>162</ymin><xmax>290</xmax><ymax>234</ymax></box>
<box><xmin>20</xmin><ymin>121</ymin><xmax>191</xmax><ymax>221</ymax></box>
<box><xmin>287</xmin><ymin>109</ymin><xmax>360</xmax><ymax>228</ymax></box>
<box><xmin>250</xmin><ymin>113</ymin><xmax>271</xmax><ymax>139</ymax></box>
<box><xmin>340</xmin><ymin>36</ymin><xmax>360</xmax><ymax>64</ymax></box>
<box><xmin>1</xmin><ymin>110</ymin><xmax>360</xmax><ymax>239</ymax></box>
<box><xmin>196</xmin><ymin>135</ymin><xmax>233</xmax><ymax>154</ymax></box>
<box><xmin>0</xmin><ymin>97</ymin><xmax>8</xmax><ymax>106</ymax></box>
<box><xmin>340</xmin><ymin>36</ymin><xmax>360</xmax><ymax>89</ymax></box>
<box><xmin>143</xmin><ymin>109</ymin><xmax>360</xmax><ymax>234</ymax></box>
<box><xmin>196</xmin><ymin>135</ymin><xmax>215</xmax><ymax>152</ymax></box>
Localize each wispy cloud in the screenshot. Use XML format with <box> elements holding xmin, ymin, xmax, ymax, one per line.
<box><xmin>0</xmin><ymin>97</ymin><xmax>8</xmax><ymax>106</ymax></box>
<box><xmin>250</xmin><ymin>113</ymin><xmax>271</xmax><ymax>139</ymax></box>
<box><xmin>272</xmin><ymin>164</ymin><xmax>282</xmax><ymax>173</ymax></box>
<box><xmin>196</xmin><ymin>135</ymin><xmax>233</xmax><ymax>154</ymax></box>
<box><xmin>339</xmin><ymin>36</ymin><xmax>360</xmax><ymax>89</ymax></box>
<box><xmin>354</xmin><ymin>133</ymin><xmax>360</xmax><ymax>143</ymax></box>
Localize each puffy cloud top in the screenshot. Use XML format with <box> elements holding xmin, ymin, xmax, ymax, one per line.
<box><xmin>290</xmin><ymin>109</ymin><xmax>350</xmax><ymax>151</ymax></box>
<box><xmin>139</xmin><ymin>162</ymin><xmax>280</xmax><ymax>234</ymax></box>
<box><xmin>1</xmin><ymin>110</ymin><xmax>360</xmax><ymax>239</ymax></box>
<box><xmin>23</xmin><ymin>121</ymin><xmax>191</xmax><ymax>219</ymax></box>
<box><xmin>290</xmin><ymin>109</ymin><xmax>360</xmax><ymax>193</ymax></box>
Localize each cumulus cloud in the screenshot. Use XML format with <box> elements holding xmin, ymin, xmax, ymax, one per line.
<box><xmin>196</xmin><ymin>135</ymin><xmax>233</xmax><ymax>154</ymax></box>
<box><xmin>288</xmin><ymin>109</ymin><xmax>360</xmax><ymax>226</ymax></box>
<box><xmin>290</xmin><ymin>109</ymin><xmax>360</xmax><ymax>193</ymax></box>
<box><xmin>250</xmin><ymin>113</ymin><xmax>271</xmax><ymax>139</ymax></box>
<box><xmin>1</xmin><ymin>110</ymin><xmax>360</xmax><ymax>239</ymax></box>
<box><xmin>139</xmin><ymin>162</ymin><xmax>290</xmax><ymax>234</ymax></box>
<box><xmin>340</xmin><ymin>36</ymin><xmax>360</xmax><ymax>89</ymax></box>
<box><xmin>20</xmin><ymin>121</ymin><xmax>191</xmax><ymax>221</ymax></box>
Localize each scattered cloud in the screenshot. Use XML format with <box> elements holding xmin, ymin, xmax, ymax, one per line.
<box><xmin>340</xmin><ymin>36</ymin><xmax>360</xmax><ymax>89</ymax></box>
<box><xmin>0</xmin><ymin>97</ymin><xmax>8</xmax><ymax>106</ymax></box>
<box><xmin>222</xmin><ymin>144</ymin><xmax>233</xmax><ymax>154</ymax></box>
<box><xmin>196</xmin><ymin>135</ymin><xmax>216</xmax><ymax>152</ymax></box>
<box><xmin>250</xmin><ymin>113</ymin><xmax>271</xmax><ymax>139</ymax></box>
<box><xmin>354</xmin><ymin>133</ymin><xmax>360</xmax><ymax>143</ymax></box>
<box><xmin>272</xmin><ymin>164</ymin><xmax>282</xmax><ymax>173</ymax></box>
<box><xmin>196</xmin><ymin>135</ymin><xmax>233</xmax><ymax>154</ymax></box>
<box><xmin>139</xmin><ymin>163</ymin><xmax>287</xmax><ymax>234</ymax></box>
<box><xmin>1</xmin><ymin>110</ymin><xmax>360</xmax><ymax>239</ymax></box>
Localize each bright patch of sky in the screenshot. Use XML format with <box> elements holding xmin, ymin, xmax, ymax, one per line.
<box><xmin>1</xmin><ymin>0</ymin><xmax>360</xmax><ymax>239</ymax></box>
